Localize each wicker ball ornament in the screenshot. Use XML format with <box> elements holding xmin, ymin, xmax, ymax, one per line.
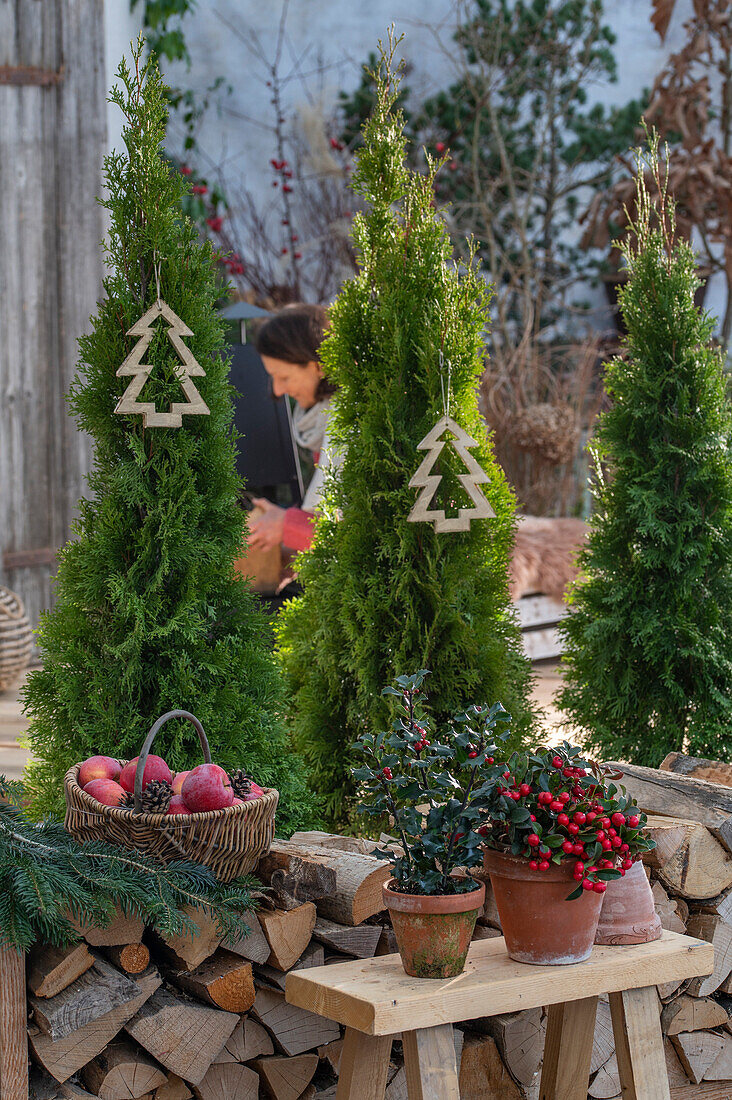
<box><xmin>0</xmin><ymin>586</ymin><xmax>34</xmax><ymax>692</ymax></box>
<box><xmin>511</xmin><ymin>403</ymin><xmax>579</xmax><ymax>466</ymax></box>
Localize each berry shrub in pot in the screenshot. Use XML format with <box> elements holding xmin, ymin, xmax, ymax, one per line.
<box><xmin>480</xmin><ymin>744</ymin><xmax>656</xmax><ymax>964</ymax></box>
<box><xmin>352</xmin><ymin>670</ymin><xmax>512</xmax><ymax>978</ymax></box>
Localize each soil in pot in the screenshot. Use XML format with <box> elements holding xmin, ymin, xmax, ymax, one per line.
<box><xmin>595</xmin><ymin>858</ymin><xmax>662</xmax><ymax>945</ymax></box>
<box><xmin>383</xmin><ymin>878</ymin><xmax>486</xmax><ymax>979</ymax></box>
<box><xmin>483</xmin><ymin>847</ymin><xmax>604</xmax><ymax>965</ymax></box>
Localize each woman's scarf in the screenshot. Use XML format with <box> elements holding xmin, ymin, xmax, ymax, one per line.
<box><xmin>292</xmin><ymin>398</ymin><xmax>331</xmax><ymax>455</ymax></box>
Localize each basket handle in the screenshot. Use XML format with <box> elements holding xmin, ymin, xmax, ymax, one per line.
<box><xmin>133</xmin><ymin>710</ymin><xmax>211</xmax><ymax>813</ymax></box>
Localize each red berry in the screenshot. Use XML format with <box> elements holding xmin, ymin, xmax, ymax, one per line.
<box><xmin>478</xmin><ymin>825</ymin><xmax>489</xmax><ymax>837</ymax></box>
<box><xmin>529</xmin><ymin>860</ymin><xmax>539</xmax><ymax>870</ymax></box>
<box><xmin>607</xmin><ymin>827</ymin><xmax>617</xmax><ymax>837</ymax></box>
<box><xmin>628</xmin><ymin>814</ymin><xmax>640</xmax><ymax>828</ymax></box>
<box><xmin>596</xmin><ymin>830</ymin><xmax>606</xmax><ymax>841</ymax></box>
<box><xmin>573</xmin><ymin>811</ymin><xmax>587</xmax><ymax>825</ymax></box>
<box><xmin>601</xmin><ymin>839</ymin><xmax>613</xmax><ymax>850</ymax></box>
<box><xmin>552</xmin><ymin>756</ymin><xmax>563</xmax><ymax>769</ymax></box>
<box><xmin>568</xmin><ymin>823</ymin><xmax>580</xmax><ymax>835</ymax></box>
<box><xmin>468</xmin><ymin>751</ymin><xmax>478</xmax><ymax>759</ymax></box>
<box><xmin>611</xmin><ymin>837</ymin><xmax>623</xmax><ymax>849</ymax></box>
<box><xmin>587</xmin><ymin>812</ymin><xmax>597</xmax><ymax>822</ymax></box>
<box><xmin>283</xmin><ymin>184</ymin><xmax>293</xmax><ymax>192</ymax></box>
<box><xmin>611</xmin><ymin>812</ymin><xmax>626</xmax><ymax>827</ymax></box>
<box><xmin>519</xmin><ymin>783</ymin><xmax>531</xmax><ymax>796</ymax></box>
<box><xmin>281</xmin><ymin>247</ymin><xmax>288</xmax><ymax>254</ymax></box>
<box><xmin>582</xmin><ymin>879</ymin><xmax>594</xmax><ymax>891</ymax></box>
<box><xmin>527</xmin><ymin>834</ymin><xmax>540</xmax><ymax>847</ymax></box>
<box><xmin>538</xmin><ymin>860</ymin><xmax>550</xmax><ymax>871</ymax></box>
<box><xmin>294</xmin><ymin>251</ymin><xmax>302</xmax><ymax>259</ymax></box>
<box><xmin>622</xmin><ymin>859</ymin><xmax>633</xmax><ymax>870</ymax></box>
<box><xmin>573</xmin><ymin>871</ymin><xmax>584</xmax><ymax>881</ymax></box>
<box><xmin>511</xmin><ymin>791</ymin><xmax>521</xmax><ymax>801</ymax></box>
<box><xmin>559</xmin><ymin>792</ymin><xmax>570</xmax><ymax>803</ymax></box>
<box><xmin>550</xmin><ymin>800</ymin><xmax>564</xmax><ymax>812</ymax></box>
<box><xmin>601</xmin><ymin>817</ymin><xmax>612</xmax><ymax>829</ymax></box>
<box><xmin>557</xmin><ymin>813</ymin><xmax>570</xmax><ymax>826</ymax></box>
<box><xmin>382</xmin><ymin>767</ymin><xmax>392</xmax><ymax>779</ymax></box>
<box><xmin>620</xmin><ymin>843</ymin><xmax>630</xmax><ymax>853</ymax></box>
<box><xmin>561</xmin><ymin>841</ymin><xmax>574</xmax><ymax>854</ymax></box>
<box><xmin>593</xmin><ymin>882</ymin><xmax>607</xmax><ymax>894</ymax></box>
<box><xmin>180</xmin><ymin>164</ymin><xmax>192</xmax><ymax>176</ymax></box>
<box><xmin>487</xmin><ymin>756</ymin><xmax>494</xmax><ymax>764</ymax></box>
<box><xmin>574</xmin><ymin>861</ymin><xmax>585</xmax><ymax>874</ymax></box>
<box><xmin>435</xmin><ymin>141</ymin><xmax>446</xmax><ymax>152</ymax></box>
<box><xmin>538</xmin><ymin>792</ymin><xmax>552</xmax><ymax>805</ymax></box>
<box><xmin>529</xmin><ymin>814</ymin><xmax>537</xmax><ymax>822</ymax></box>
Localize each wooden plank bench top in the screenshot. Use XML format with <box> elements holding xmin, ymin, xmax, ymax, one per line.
<box><xmin>286</xmin><ymin>929</ymin><xmax>712</xmax><ymax>1036</ymax></box>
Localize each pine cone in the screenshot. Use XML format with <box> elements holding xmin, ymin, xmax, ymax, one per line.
<box><xmin>140</xmin><ymin>779</ymin><xmax>172</xmax><ymax>815</ymax></box>
<box><xmin>229</xmin><ymin>768</ymin><xmax>253</xmax><ymax>799</ymax></box>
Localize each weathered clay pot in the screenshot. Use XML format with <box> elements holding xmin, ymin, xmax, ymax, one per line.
<box><xmin>595</xmin><ymin>858</ymin><xmax>662</xmax><ymax>945</ymax></box>
<box><xmin>483</xmin><ymin>847</ymin><xmax>604</xmax><ymax>965</ymax></box>
<box><xmin>383</xmin><ymin>878</ymin><xmax>485</xmax><ymax>978</ymax></box>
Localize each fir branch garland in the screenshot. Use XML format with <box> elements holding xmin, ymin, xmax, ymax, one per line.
<box><xmin>0</xmin><ymin>778</ymin><xmax>257</xmax><ymax>952</ymax></box>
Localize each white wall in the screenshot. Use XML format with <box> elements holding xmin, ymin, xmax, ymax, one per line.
<box><xmin>102</xmin><ymin>0</ymin><xmax>726</xmax><ymax>331</ymax></box>
<box><xmin>104</xmin><ymin>0</ymin><xmax>143</xmax><ymax>156</ymax></box>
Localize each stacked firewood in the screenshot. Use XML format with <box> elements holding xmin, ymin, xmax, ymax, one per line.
<box><xmin>25</xmin><ymin>759</ymin><xmax>732</xmax><ymax>1100</ymax></box>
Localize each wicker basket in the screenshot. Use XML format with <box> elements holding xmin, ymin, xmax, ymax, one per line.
<box><xmin>64</xmin><ymin>710</ymin><xmax>278</xmax><ymax>881</ymax></box>
<box><xmin>0</xmin><ymin>586</ymin><xmax>34</xmax><ymax>692</ymax></box>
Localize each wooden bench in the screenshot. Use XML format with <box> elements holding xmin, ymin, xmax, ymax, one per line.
<box><xmin>286</xmin><ymin>929</ymin><xmax>713</xmax><ymax>1099</ymax></box>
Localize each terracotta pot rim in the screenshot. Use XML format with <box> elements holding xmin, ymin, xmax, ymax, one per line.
<box><xmin>483</xmin><ymin>845</ymin><xmax>600</xmax><ymax>882</ymax></box>
<box><xmin>383</xmin><ymin>877</ymin><xmax>485</xmax><ymax>915</ymax></box>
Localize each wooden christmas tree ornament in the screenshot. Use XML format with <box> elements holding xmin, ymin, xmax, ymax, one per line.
<box><xmin>408</xmin><ymin>414</ymin><xmax>495</xmax><ymax>533</ymax></box>
<box><xmin>115</xmin><ymin>300</ymin><xmax>210</xmax><ymax>428</ymax></box>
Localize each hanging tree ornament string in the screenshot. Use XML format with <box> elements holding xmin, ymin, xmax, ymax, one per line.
<box><xmin>153</xmin><ymin>251</ymin><xmax>163</xmax><ymax>311</ymax></box>
<box><xmin>439</xmin><ymin>348</ymin><xmax>452</xmax><ymax>422</ymax></box>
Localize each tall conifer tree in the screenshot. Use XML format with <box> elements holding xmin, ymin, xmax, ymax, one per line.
<box><xmin>23</xmin><ymin>45</ymin><xmax>316</xmax><ymax>832</ymax></box>
<box><xmin>277</xmin><ymin>40</ymin><xmax>536</xmax><ymax>826</ymax></box>
<box><xmin>558</xmin><ymin>137</ymin><xmax>732</xmax><ymax>765</ymax></box>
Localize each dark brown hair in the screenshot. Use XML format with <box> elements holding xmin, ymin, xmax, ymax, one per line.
<box><xmin>255</xmin><ymin>303</ymin><xmax>336</xmax><ymax>399</ymax></box>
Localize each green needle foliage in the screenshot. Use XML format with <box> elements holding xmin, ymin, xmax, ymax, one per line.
<box><xmin>23</xmin><ymin>43</ymin><xmax>316</xmax><ymax>833</ymax></box>
<box><xmin>277</xmin><ymin>37</ymin><xmax>537</xmax><ymax>827</ymax></box>
<box><xmin>558</xmin><ymin>135</ymin><xmax>732</xmax><ymax>766</ymax></box>
<box><xmin>0</xmin><ymin>778</ymin><xmax>257</xmax><ymax>953</ymax></box>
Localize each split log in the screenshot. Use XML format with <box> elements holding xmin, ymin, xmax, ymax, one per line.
<box><xmin>591</xmin><ymin>999</ymin><xmax>615</xmax><ymax>1074</ymax></box>
<box><xmin>385</xmin><ymin>1067</ymin><xmax>407</xmax><ymax>1100</ymax></box>
<box><xmin>705</xmin><ymin>1033</ymin><xmax>732</xmax><ymax>1080</ymax></box>
<box><xmin>665</xmin><ymin>1038</ymin><xmax>692</xmax><ymax>1088</ymax></box>
<box><xmin>672</xmin><ymin>1031</ymin><xmax>727</xmax><ymax>1084</ymax></box>
<box><xmin>472</xmin><ymin>869</ymin><xmax>501</xmax><ymax>929</ymax></box>
<box><xmin>317</xmin><ymin>1038</ymin><xmax>343</xmax><ymax>1074</ymax></box>
<box><xmin>651</xmin><ymin>881</ymin><xmax>689</xmax><ymax>934</ymax></box>
<box><xmin>471</xmin><ymin>1007</ymin><xmax>546</xmax><ymax>1087</ymax></box>
<box><xmin>29</xmin><ymin>969</ymin><xmax>161</xmax><ymax>1083</ymax></box>
<box><xmin>685</xmin><ymin>914</ymin><xmax>732</xmax><ymax>995</ymax></box>
<box><xmin>588</xmin><ymin>1052</ymin><xmax>620</xmax><ymax>1099</ymax></box>
<box><xmin>289</xmin><ymin>832</ymin><xmax>377</xmax><ymax>855</ymax></box>
<box><xmin>608</xmin><ymin>762</ymin><xmax>732</xmax><ymax>853</ymax></box>
<box><xmin>658</xmin><ymin>978</ymin><xmax>688</xmax><ymax>1001</ymax></box>
<box><xmin>68</xmin><ymin>908</ymin><xmax>144</xmax><ymax>948</ymax></box>
<box><xmin>375</xmin><ymin>927</ymin><xmax>398</xmax><ymax>956</ymax></box>
<box><xmin>222</xmin><ymin>912</ymin><xmax>270</xmax><ymax>966</ymax></box>
<box><xmin>661</xmin><ymin>753</ymin><xmax>732</xmax><ymax>788</ymax></box>
<box><xmin>257</xmin><ymin>847</ymin><xmax>337</xmax><ymax>910</ymax></box>
<box><xmin>28</xmin><ymin>943</ymin><xmax>95</xmax><ymax>999</ymax></box>
<box><xmin>252</xmin><ymin>1053</ymin><xmax>318</xmax><ymax>1100</ymax></box>
<box><xmin>255</xmin><ymin>942</ymin><xmax>325</xmax><ymax>992</ymax></box>
<box><xmin>214</xmin><ymin>1016</ymin><xmax>274</xmax><ymax>1064</ymax></box>
<box><xmin>81</xmin><ymin>1039</ymin><xmax>167</xmax><ymax>1100</ymax></box>
<box><xmin>103</xmin><ymin>944</ymin><xmax>150</xmax><ymax>976</ymax></box>
<box><xmin>125</xmin><ymin>987</ymin><xmax>238</xmax><ymax>1085</ymax></box>
<box><xmin>661</xmin><ymin>995</ymin><xmax>728</xmax><ymax>1035</ymax></box>
<box><xmin>61</xmin><ymin>1086</ymin><xmax>103</xmax><ymax>1100</ymax></box>
<box><xmin>258</xmin><ymin>902</ymin><xmax>316</xmax><ymax>971</ymax></box>
<box><xmin>29</xmin><ymin>955</ymin><xmax>142</xmax><ymax>1041</ymax></box>
<box><xmin>264</xmin><ymin>841</ymin><xmax>391</xmax><ymax>925</ymax></box>
<box><xmin>251</xmin><ymin>987</ymin><xmax>340</xmax><ymax>1056</ymax></box>
<box><xmin>642</xmin><ymin>816</ymin><xmax>732</xmax><ymax>899</ymax></box>
<box><xmin>695</xmin><ymin>887</ymin><xmax>732</xmax><ymax>926</ymax></box>
<box><xmin>154</xmin><ymin>1075</ymin><xmax>192</xmax><ymax>1100</ymax></box>
<box><xmin>154</xmin><ymin>906</ymin><xmax>222</xmax><ymax>971</ymax></box>
<box><xmin>669</xmin><ymin>1086</ymin><xmax>732</xmax><ymax>1099</ymax></box>
<box><xmin>164</xmin><ymin>950</ymin><xmax>255</xmax><ymax>1013</ymax></box>
<box><xmin>458</xmin><ymin>1033</ymin><xmax>522</xmax><ymax>1100</ymax></box>
<box><xmin>312</xmin><ymin>917</ymin><xmax>381</xmax><ymax>958</ymax></box>
<box><xmin>192</xmin><ymin>1063</ymin><xmax>259</xmax><ymax>1100</ymax></box>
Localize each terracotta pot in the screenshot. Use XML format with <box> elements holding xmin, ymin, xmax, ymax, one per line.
<box><xmin>383</xmin><ymin>878</ymin><xmax>485</xmax><ymax>978</ymax></box>
<box><xmin>483</xmin><ymin>847</ymin><xmax>604</xmax><ymax>965</ymax></box>
<box><xmin>595</xmin><ymin>859</ymin><xmax>662</xmax><ymax>945</ymax></box>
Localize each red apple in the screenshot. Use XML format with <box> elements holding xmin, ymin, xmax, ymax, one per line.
<box><xmin>167</xmin><ymin>794</ymin><xmax>193</xmax><ymax>816</ymax></box>
<box><xmin>181</xmin><ymin>764</ymin><xmax>235</xmax><ymax>812</ymax></box>
<box><xmin>79</xmin><ymin>755</ymin><xmax>121</xmax><ymax>787</ymax></box>
<box><xmin>171</xmin><ymin>771</ymin><xmax>191</xmax><ymax>797</ymax></box>
<box><xmin>84</xmin><ymin>778</ymin><xmax>127</xmax><ymax>807</ymax></box>
<box><xmin>238</xmin><ymin>781</ymin><xmax>265</xmax><ymax>802</ymax></box>
<box><xmin>119</xmin><ymin>755</ymin><xmax>173</xmax><ymax>793</ymax></box>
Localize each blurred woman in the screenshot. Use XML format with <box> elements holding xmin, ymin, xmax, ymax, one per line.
<box><xmin>247</xmin><ymin>303</ymin><xmax>338</xmax><ymax>553</ymax></box>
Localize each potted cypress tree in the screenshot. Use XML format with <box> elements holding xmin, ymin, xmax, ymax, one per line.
<box><xmin>353</xmin><ymin>669</ymin><xmax>510</xmax><ymax>978</ymax></box>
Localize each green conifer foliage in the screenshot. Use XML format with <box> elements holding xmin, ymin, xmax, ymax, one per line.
<box><xmin>277</xmin><ymin>40</ymin><xmax>537</xmax><ymax>827</ymax></box>
<box><xmin>23</xmin><ymin>46</ymin><xmax>316</xmax><ymax>833</ymax></box>
<box><xmin>558</xmin><ymin>137</ymin><xmax>732</xmax><ymax>766</ymax></box>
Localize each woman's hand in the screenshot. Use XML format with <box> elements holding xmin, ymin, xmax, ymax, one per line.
<box><xmin>248</xmin><ymin>497</ymin><xmax>286</xmax><ymax>551</ymax></box>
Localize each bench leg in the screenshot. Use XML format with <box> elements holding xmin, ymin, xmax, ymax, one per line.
<box><xmin>402</xmin><ymin>1023</ymin><xmax>460</xmax><ymax>1100</ymax></box>
<box><xmin>609</xmin><ymin>986</ymin><xmax>670</xmax><ymax>1100</ymax></box>
<box><xmin>539</xmin><ymin>996</ymin><xmax>598</xmax><ymax>1100</ymax></box>
<box><xmin>336</xmin><ymin>1027</ymin><xmax>393</xmax><ymax>1100</ymax></box>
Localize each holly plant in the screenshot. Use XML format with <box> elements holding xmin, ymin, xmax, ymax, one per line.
<box><xmin>481</xmin><ymin>743</ymin><xmax>656</xmax><ymax>899</ymax></box>
<box><xmin>352</xmin><ymin>670</ymin><xmax>511</xmax><ymax>896</ymax></box>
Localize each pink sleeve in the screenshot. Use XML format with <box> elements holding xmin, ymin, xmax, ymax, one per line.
<box><xmin>282</xmin><ymin>507</ymin><xmax>316</xmax><ymax>552</ymax></box>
